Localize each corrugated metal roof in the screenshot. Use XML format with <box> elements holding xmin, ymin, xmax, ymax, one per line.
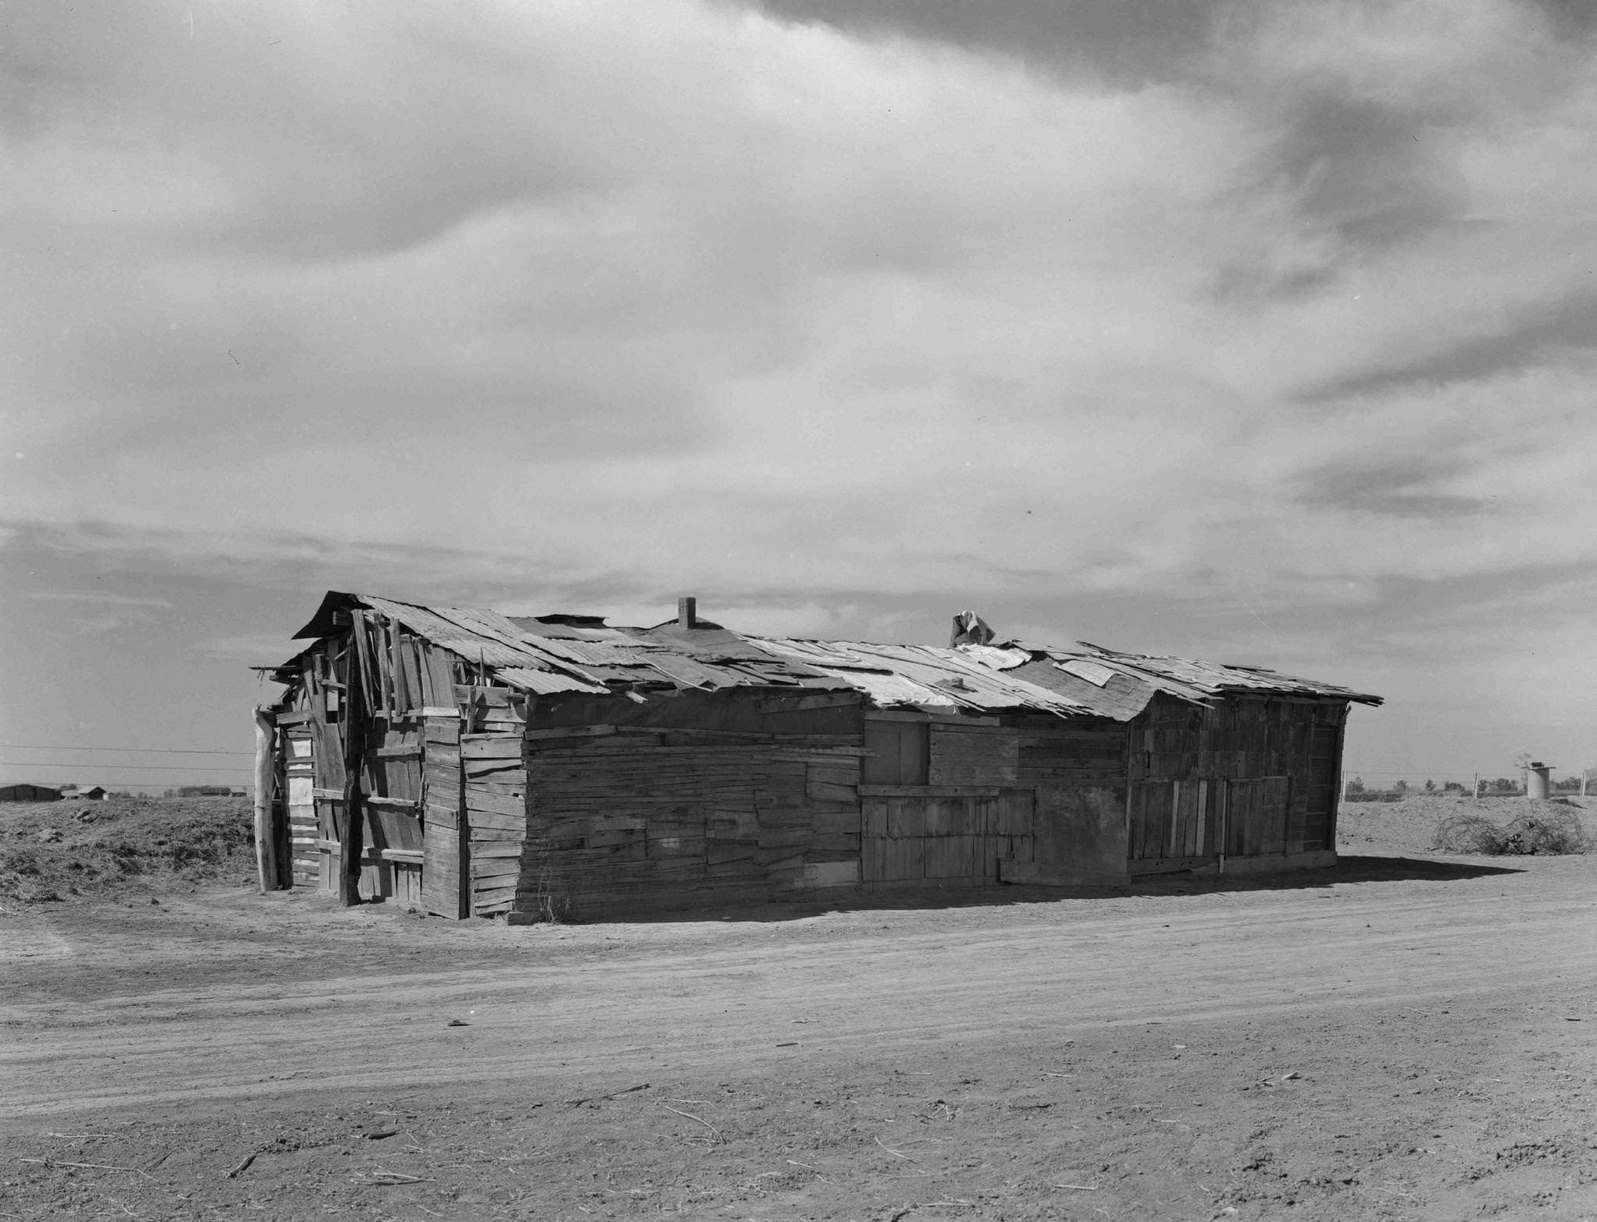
<box><xmin>1057</xmin><ymin>658</ymin><xmax>1117</xmax><ymax>687</ymax></box>
<box><xmin>956</xmin><ymin>643</ymin><xmax>1033</xmax><ymax>671</ymax></box>
<box><xmin>276</xmin><ymin>592</ymin><xmax>1381</xmax><ymax>719</ymax></box>
<box><xmin>829</xmin><ymin>670</ymin><xmax>959</xmax><ymax>708</ymax></box>
<box><xmin>522</xmin><ymin>635</ymin><xmax>666</xmax><ymax>667</ymax></box>
<box><xmin>287</xmin><ymin>594</ymin><xmax>611</xmax><ymax>689</ymax></box>
<box><xmin>739</xmin><ymin>638</ymin><xmax>1094</xmax><ymax>715</ymax></box>
<box><xmin>639</xmin><ymin>653</ymin><xmax>740</xmax><ymax>690</ymax></box>
<box><xmin>1056</xmin><ymin>647</ymin><xmax>1381</xmax><ymax>706</ymax></box>
<box><xmin>361</xmin><ymin>597</ymin><xmax>555</xmax><ymax>670</ymax></box>
<box><xmin>494</xmin><ymin>667</ymin><xmax>609</xmax><ymax>695</ymax></box>
<box><xmin>1010</xmin><ymin>661</ymin><xmax>1157</xmax><ymax>720</ymax></box>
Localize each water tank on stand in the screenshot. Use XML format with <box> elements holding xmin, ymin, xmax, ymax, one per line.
<box><xmin>1525</xmin><ymin>761</ymin><xmax>1552</xmax><ymax>800</ymax></box>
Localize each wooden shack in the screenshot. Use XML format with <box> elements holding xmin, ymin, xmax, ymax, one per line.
<box><xmin>254</xmin><ymin>593</ymin><xmax>1380</xmax><ymax>920</ymax></box>
<box><xmin>0</xmin><ymin>783</ymin><xmax>63</xmax><ymax>803</ymax></box>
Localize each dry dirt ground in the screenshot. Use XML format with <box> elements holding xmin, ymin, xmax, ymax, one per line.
<box><xmin>2</xmin><ymin>797</ymin><xmax>1596</xmax><ymax>1220</ymax></box>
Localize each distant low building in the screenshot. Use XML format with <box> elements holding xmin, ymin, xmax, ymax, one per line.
<box><xmin>62</xmin><ymin>785</ymin><xmax>109</xmax><ymax>801</ymax></box>
<box><xmin>0</xmin><ymin>783</ymin><xmax>63</xmax><ymax>802</ymax></box>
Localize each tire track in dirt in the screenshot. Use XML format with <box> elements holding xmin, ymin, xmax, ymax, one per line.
<box><xmin>4</xmin><ymin>866</ymin><xmax>1593</xmax><ymax>1120</ymax></box>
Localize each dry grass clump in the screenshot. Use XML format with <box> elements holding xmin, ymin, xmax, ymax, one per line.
<box><xmin>1433</xmin><ymin>807</ymin><xmax>1588</xmax><ymax>856</ymax></box>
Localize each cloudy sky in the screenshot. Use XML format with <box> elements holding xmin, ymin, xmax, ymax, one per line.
<box><xmin>3</xmin><ymin>0</ymin><xmax>1595</xmax><ymax>791</ymax></box>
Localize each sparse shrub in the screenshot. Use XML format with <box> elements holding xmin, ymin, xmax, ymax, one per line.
<box><xmin>1433</xmin><ymin>814</ymin><xmax>1507</xmax><ymax>854</ymax></box>
<box><xmin>1499</xmin><ymin>810</ymin><xmax>1587</xmax><ymax>855</ymax></box>
<box><xmin>1433</xmin><ymin>809</ymin><xmax>1588</xmax><ymax>856</ymax></box>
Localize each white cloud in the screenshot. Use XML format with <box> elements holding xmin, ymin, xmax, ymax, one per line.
<box><xmin>1</xmin><ymin>0</ymin><xmax>1593</xmax><ymax>629</ymax></box>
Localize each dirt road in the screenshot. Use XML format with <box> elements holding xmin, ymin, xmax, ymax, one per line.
<box><xmin>3</xmin><ymin>853</ymin><xmax>1596</xmax><ymax>1219</ymax></box>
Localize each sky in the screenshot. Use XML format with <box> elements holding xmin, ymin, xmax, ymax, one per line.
<box><xmin>2</xmin><ymin>0</ymin><xmax>1595</xmax><ymax>792</ymax></box>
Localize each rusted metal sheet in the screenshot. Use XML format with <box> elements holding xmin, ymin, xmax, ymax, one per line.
<box><xmin>746</xmin><ymin>637</ymin><xmax>1088</xmax><ymax>715</ymax></box>
<box><xmin>520</xmin><ymin>635</ymin><xmax>664</xmax><ymax>666</ymax></box>
<box><xmin>640</xmin><ymin>654</ymin><xmax>736</xmax><ymax>689</ymax></box>
<box><xmin>494</xmin><ymin>667</ymin><xmax>608</xmax><ymax>694</ymax></box>
<box><xmin>1057</xmin><ymin>658</ymin><xmax>1117</xmax><ymax>687</ymax></box>
<box><xmin>955</xmin><ymin>644</ymin><xmax>1032</xmax><ymax>670</ymax></box>
<box><xmin>837</xmin><ymin>671</ymin><xmax>957</xmax><ymax>709</ymax></box>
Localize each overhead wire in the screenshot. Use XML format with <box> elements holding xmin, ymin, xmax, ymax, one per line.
<box><xmin>0</xmin><ymin>744</ymin><xmax>252</xmax><ymax>755</ymax></box>
<box><xmin>0</xmin><ymin>761</ymin><xmax>248</xmax><ymax>772</ymax></box>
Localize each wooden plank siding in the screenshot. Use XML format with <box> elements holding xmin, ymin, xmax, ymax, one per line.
<box><xmin>1303</xmin><ymin>705</ymin><xmax>1346</xmax><ymax>852</ymax></box>
<box><xmin>1125</xmin><ymin>694</ymin><xmax>1345</xmax><ymax>873</ymax></box>
<box><xmin>509</xmin><ymin>705</ymin><xmax>1137</xmax><ymax>916</ymax></box>
<box><xmin>464</xmin><ymin>726</ymin><xmax>528</xmax><ymax>917</ymax></box>
<box><xmin>927</xmin><ymin>724</ymin><xmax>1018</xmax><ymax>788</ymax></box>
<box><xmin>1006</xmin><ymin>715</ymin><xmax>1128</xmax><ymax>886</ymax></box>
<box><xmin>858</xmin><ymin>720</ymin><xmax>1033</xmax><ymax>885</ymax></box>
<box><xmin>422</xmin><ymin>714</ymin><xmax>468</xmax><ymax>918</ymax></box>
<box><xmin>283</xmin><ymin>729</ymin><xmax>319</xmax><ymax>887</ymax></box>
<box><xmin>860</xmin><ymin>789</ymin><xmax>1035</xmax><ymax>884</ymax></box>
<box><xmin>511</xmin><ymin>689</ymin><xmax>869</xmax><ymax>921</ymax></box>
<box><xmin>296</xmin><ymin>644</ymin><xmax>348</xmax><ymax>895</ymax></box>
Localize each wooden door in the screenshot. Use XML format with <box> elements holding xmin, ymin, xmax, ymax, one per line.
<box><xmin>1127</xmin><ymin>779</ymin><xmax>1220</xmax><ymax>866</ymax></box>
<box><xmin>368</xmin><ymin>721</ymin><xmax>425</xmax><ymax>903</ymax></box>
<box><xmin>1224</xmin><ymin>776</ymin><xmax>1291</xmax><ymax>857</ymax></box>
<box><xmin>462</xmin><ymin>731</ymin><xmax>526</xmax><ymax>917</ymax></box>
<box><xmin>1302</xmin><ymin>715</ymin><xmax>1341</xmax><ymax>852</ymax></box>
<box><xmin>282</xmin><ymin>728</ymin><xmax>319</xmax><ymax>888</ymax></box>
<box><xmin>422</xmin><ymin>715</ymin><xmax>468</xmax><ymax>919</ymax></box>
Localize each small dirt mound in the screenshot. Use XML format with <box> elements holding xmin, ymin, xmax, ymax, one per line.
<box><xmin>1433</xmin><ymin>807</ymin><xmax>1588</xmax><ymax>856</ymax></box>
<box><xmin>0</xmin><ymin>796</ymin><xmax>257</xmax><ymax>905</ymax></box>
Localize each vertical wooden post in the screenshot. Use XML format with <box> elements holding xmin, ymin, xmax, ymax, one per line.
<box><xmin>340</xmin><ymin>617</ymin><xmax>367</xmax><ymax>907</ymax></box>
<box><xmin>1216</xmin><ymin>781</ymin><xmax>1227</xmax><ymax>874</ymax></box>
<box><xmin>253</xmin><ymin>706</ymin><xmax>280</xmax><ymax>893</ymax></box>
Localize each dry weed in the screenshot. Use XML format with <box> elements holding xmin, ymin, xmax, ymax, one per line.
<box><xmin>1433</xmin><ymin>808</ymin><xmax>1587</xmax><ymax>856</ymax></box>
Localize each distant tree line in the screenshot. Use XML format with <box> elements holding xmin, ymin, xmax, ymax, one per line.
<box><xmin>1344</xmin><ymin>774</ymin><xmax>1587</xmax><ymax>802</ymax></box>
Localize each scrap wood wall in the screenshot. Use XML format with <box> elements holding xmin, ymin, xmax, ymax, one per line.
<box><xmin>514</xmin><ymin>699</ymin><xmax>1137</xmax><ymax>917</ymax></box>
<box><xmin>1012</xmin><ymin>715</ymin><xmax>1129</xmax><ymax>884</ymax></box>
<box><xmin>461</xmin><ymin>687</ymin><xmax>529</xmax><ymax>917</ymax></box>
<box><xmin>270</xmin><ymin>606</ymin><xmax>530</xmax><ymax>917</ymax></box>
<box><xmin>861</xmin><ymin>718</ymin><xmax>1036</xmax><ymax>885</ymax></box>
<box><xmin>860</xmin><ymin>788</ymin><xmax>1036</xmax><ymax>883</ymax></box>
<box><xmin>511</xmin><ymin>689</ymin><xmax>866</xmax><ymax>921</ymax></box>
<box><xmin>1125</xmin><ymin>694</ymin><xmax>1347</xmax><ymax>869</ymax></box>
<box><xmin>861</xmin><ymin>713</ymin><xmax>1131</xmax><ymax>888</ymax></box>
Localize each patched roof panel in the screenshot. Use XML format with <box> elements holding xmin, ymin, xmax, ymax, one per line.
<box><xmin>277</xmin><ymin>593</ymin><xmax>1382</xmax><ymax>719</ymax></box>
